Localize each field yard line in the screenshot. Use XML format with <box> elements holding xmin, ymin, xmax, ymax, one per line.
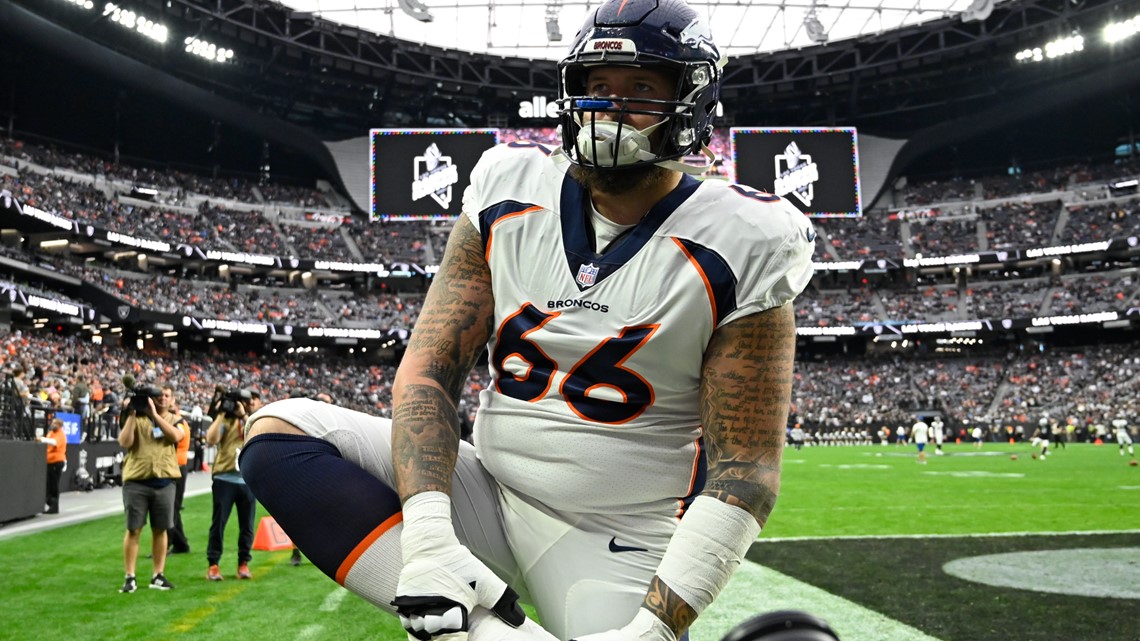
<box><xmin>691</xmin><ymin>562</ymin><xmax>943</xmax><ymax>641</ymax></box>
<box><xmin>319</xmin><ymin>586</ymin><xmax>350</xmax><ymax>612</ymax></box>
<box><xmin>295</xmin><ymin>624</ymin><xmax>325</xmax><ymax>640</ymax></box>
<box><xmin>757</xmin><ymin>528</ymin><xmax>1140</xmax><ymax>542</ymax></box>
<box><xmin>166</xmin><ymin>550</ymin><xmax>289</xmax><ymax>636</ymax></box>
<box><xmin>169</xmin><ymin>582</ymin><xmax>248</xmax><ymax>633</ymax></box>
<box><xmin>169</xmin><ymin>605</ymin><xmax>222</xmax><ymax>634</ymax></box>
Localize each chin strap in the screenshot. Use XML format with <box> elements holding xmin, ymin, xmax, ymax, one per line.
<box><xmin>654</xmin><ymin>144</ymin><xmax>716</xmax><ymax>175</ymax></box>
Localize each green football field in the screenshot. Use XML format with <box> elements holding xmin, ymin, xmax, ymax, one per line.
<box><xmin>1</xmin><ymin>442</ymin><xmax>1136</xmax><ymax>641</ymax></box>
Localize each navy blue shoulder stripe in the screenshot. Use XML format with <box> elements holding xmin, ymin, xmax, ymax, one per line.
<box><xmin>675</xmin><ymin>238</ymin><xmax>738</xmax><ymax>326</ymax></box>
<box><xmin>478</xmin><ymin>201</ymin><xmax>542</xmax><ymax>254</ymax></box>
<box><xmin>680</xmin><ymin>435</ymin><xmax>709</xmax><ymax>514</ymax></box>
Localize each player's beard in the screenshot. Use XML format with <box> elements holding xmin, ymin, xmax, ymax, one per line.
<box><xmin>569</xmin><ymin>162</ymin><xmax>672</xmax><ymax>196</ymax></box>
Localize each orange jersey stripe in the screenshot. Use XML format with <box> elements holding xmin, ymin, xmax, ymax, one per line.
<box><xmin>485</xmin><ymin>205</ymin><xmax>544</xmax><ymax>262</ymax></box>
<box><xmin>334</xmin><ymin>512</ymin><xmax>403</xmax><ymax>585</ymax></box>
<box><xmin>672</xmin><ymin>237</ymin><xmax>717</xmax><ymax>323</ymax></box>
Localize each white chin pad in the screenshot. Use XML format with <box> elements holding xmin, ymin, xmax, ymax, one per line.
<box><xmin>574</xmin><ymin>115</ymin><xmax>662</xmax><ymax>168</ymax></box>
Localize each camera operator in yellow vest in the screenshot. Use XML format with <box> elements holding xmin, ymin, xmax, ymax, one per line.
<box><xmin>204</xmin><ymin>387</ymin><xmax>257</xmax><ymax>581</ymax></box>
<box><xmin>117</xmin><ymin>384</ymin><xmax>183</xmax><ymax>593</ymax></box>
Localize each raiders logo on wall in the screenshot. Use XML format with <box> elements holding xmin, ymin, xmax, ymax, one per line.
<box><xmin>370</xmin><ymin>129</ymin><xmax>498</xmax><ymax>221</ymax></box>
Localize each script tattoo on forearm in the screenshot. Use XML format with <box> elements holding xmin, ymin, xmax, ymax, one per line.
<box><xmin>404</xmin><ymin>217</ymin><xmax>494</xmax><ymax>401</ymax></box>
<box><xmin>699</xmin><ymin>303</ymin><xmax>797</xmax><ymax>525</ymax></box>
<box><xmin>393</xmin><ymin>217</ymin><xmax>495</xmax><ymax>501</ymax></box>
<box><xmin>644</xmin><ymin>577</ymin><xmax>698</xmax><ymax>635</ymax></box>
<box><xmin>392</xmin><ymin>383</ymin><xmax>461</xmax><ymax>500</ymax></box>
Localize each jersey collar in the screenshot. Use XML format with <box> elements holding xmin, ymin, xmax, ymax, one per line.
<box><xmin>560</xmin><ymin>173</ymin><xmax>700</xmax><ymax>291</ymax></box>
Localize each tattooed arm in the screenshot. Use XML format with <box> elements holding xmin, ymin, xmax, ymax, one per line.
<box><xmin>389</xmin><ymin>215</ymin><xmax>532</xmax><ymax>641</ymax></box>
<box><xmin>699</xmin><ymin>302</ymin><xmax>795</xmax><ymax>525</ymax></box>
<box><xmin>641</xmin><ymin>302</ymin><xmax>797</xmax><ymax>637</ymax></box>
<box><xmin>391</xmin><ymin>215</ymin><xmax>495</xmax><ymax>502</ymax></box>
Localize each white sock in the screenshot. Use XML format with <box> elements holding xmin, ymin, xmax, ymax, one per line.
<box><xmin>341</xmin><ymin>521</ymin><xmax>404</xmax><ymax>614</ymax></box>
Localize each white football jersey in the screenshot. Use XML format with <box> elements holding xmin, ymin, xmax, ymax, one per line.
<box><xmin>462</xmin><ymin>142</ymin><xmax>815</xmax><ymax>515</ymax></box>
<box><xmin>912</xmin><ymin>421</ymin><xmax>929</xmax><ymax>443</ymax></box>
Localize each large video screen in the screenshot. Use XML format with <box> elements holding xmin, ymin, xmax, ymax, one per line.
<box><xmin>371</xmin><ymin>129</ymin><xmax>499</xmax><ymax>221</ymax></box>
<box><xmin>731</xmin><ymin>127</ymin><xmax>861</xmax><ymax>218</ymax></box>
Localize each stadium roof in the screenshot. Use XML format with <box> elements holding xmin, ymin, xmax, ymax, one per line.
<box><xmin>276</xmin><ymin>0</ymin><xmax>1005</xmax><ymax>60</ymax></box>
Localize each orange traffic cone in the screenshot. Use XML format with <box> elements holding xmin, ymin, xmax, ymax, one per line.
<box><xmin>253</xmin><ymin>516</ymin><xmax>294</xmax><ymax>551</ymax></box>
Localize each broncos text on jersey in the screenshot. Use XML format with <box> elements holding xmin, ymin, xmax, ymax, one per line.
<box><xmin>460</xmin><ymin>141</ymin><xmax>815</xmax><ymax>516</ymax></box>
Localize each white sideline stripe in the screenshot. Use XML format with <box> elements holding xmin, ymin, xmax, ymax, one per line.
<box><xmin>295</xmin><ymin>624</ymin><xmax>325</xmax><ymax>640</ymax></box>
<box><xmin>0</xmin><ymin>473</ymin><xmax>214</xmax><ymax>541</ymax></box>
<box><xmin>691</xmin><ymin>563</ymin><xmax>943</xmax><ymax>641</ymax></box>
<box><xmin>320</xmin><ymin>586</ymin><xmax>350</xmax><ymax>612</ymax></box>
<box><xmin>757</xmin><ymin>528</ymin><xmax>1140</xmax><ymax>542</ymax></box>
<box><xmin>777</xmin><ymin>501</ymin><xmax>1118</xmax><ymax>512</ymax></box>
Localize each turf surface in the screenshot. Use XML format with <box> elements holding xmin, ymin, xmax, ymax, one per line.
<box><xmin>1</xmin><ymin>442</ymin><xmax>1135</xmax><ymax>641</ymax></box>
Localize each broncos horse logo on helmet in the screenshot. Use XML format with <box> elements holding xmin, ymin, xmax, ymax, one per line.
<box><xmin>557</xmin><ymin>0</ymin><xmax>726</xmax><ymax>174</ymax></box>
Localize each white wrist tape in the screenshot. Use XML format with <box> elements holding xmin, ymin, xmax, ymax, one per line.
<box><xmin>625</xmin><ymin>608</ymin><xmax>677</xmax><ymax>641</ymax></box>
<box><xmin>655</xmin><ymin>496</ymin><xmax>761</xmax><ymax>615</ymax></box>
<box><xmin>400</xmin><ymin>491</ymin><xmax>456</xmax><ymax>562</ymax></box>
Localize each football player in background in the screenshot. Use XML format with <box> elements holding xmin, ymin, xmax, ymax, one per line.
<box><xmin>238</xmin><ymin>1</ymin><xmax>815</xmax><ymax>641</ymax></box>
<box><xmin>1051</xmin><ymin>419</ymin><xmax>1068</xmax><ymax>450</ymax></box>
<box><xmin>1112</xmin><ymin>417</ymin><xmax>1134</xmax><ymax>457</ymax></box>
<box><xmin>1031</xmin><ymin>418</ymin><xmax>1051</xmax><ymax>460</ymax></box>
<box><xmin>911</xmin><ymin>417</ymin><xmax>929</xmax><ymax>465</ymax></box>
<box><xmin>930</xmin><ymin>416</ymin><xmax>945</xmax><ymax>456</ymax></box>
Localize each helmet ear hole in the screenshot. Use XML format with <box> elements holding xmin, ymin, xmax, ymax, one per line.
<box><xmin>689</xmin><ymin>66</ymin><xmax>712</xmax><ymax>89</ymax></box>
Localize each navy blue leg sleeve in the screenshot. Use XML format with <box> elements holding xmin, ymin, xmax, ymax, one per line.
<box><xmin>239</xmin><ymin>433</ymin><xmax>403</xmax><ymax>582</ymax></box>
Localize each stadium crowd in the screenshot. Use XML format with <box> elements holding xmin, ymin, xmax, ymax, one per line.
<box><xmin>4</xmin><ymin>326</ymin><xmax>1137</xmax><ymax>448</ymax></box>
<box><xmin>1</xmin><ymin>135</ymin><xmax>1139</xmax><ymax>448</ymax></box>
<box><xmin>4</xmin><ymin>135</ymin><xmax>1140</xmax><ymax>334</ymax></box>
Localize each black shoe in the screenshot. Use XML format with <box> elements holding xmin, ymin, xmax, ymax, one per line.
<box><xmin>149</xmin><ymin>573</ymin><xmax>175</xmax><ymax>590</ymax></box>
<box><xmin>120</xmin><ymin>575</ymin><xmax>137</xmax><ymax>593</ymax></box>
<box><xmin>291</xmin><ymin>549</ymin><xmax>302</xmax><ymax>566</ymax></box>
<box><xmin>168</xmin><ymin>546</ymin><xmax>190</xmax><ymax>555</ymax></box>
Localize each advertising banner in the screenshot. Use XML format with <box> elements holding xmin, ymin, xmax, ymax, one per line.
<box><xmin>370</xmin><ymin>129</ymin><xmax>498</xmax><ymax>221</ymax></box>
<box><xmin>731</xmin><ymin>127</ymin><xmax>861</xmax><ymax>217</ymax></box>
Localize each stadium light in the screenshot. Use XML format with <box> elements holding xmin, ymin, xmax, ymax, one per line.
<box><xmin>804</xmin><ymin>10</ymin><xmax>828</xmax><ymax>44</ymax></box>
<box><xmin>61</xmin><ymin>0</ymin><xmax>95</xmax><ymax>10</ymax></box>
<box><xmin>185</xmin><ymin>36</ymin><xmax>235</xmax><ymax>63</ymax></box>
<box><xmin>1104</xmin><ymin>16</ymin><xmax>1140</xmax><ymax>44</ymax></box>
<box><xmin>545</xmin><ymin>1</ymin><xmax>562</xmax><ymax>43</ymax></box>
<box><xmin>1014</xmin><ymin>33</ymin><xmax>1083</xmax><ymax>63</ymax></box>
<box><xmin>397</xmin><ymin>0</ymin><xmax>433</xmax><ymax>23</ymax></box>
<box><xmin>104</xmin><ymin>3</ymin><xmax>168</xmax><ymax>43</ymax></box>
<box><xmin>961</xmin><ymin>0</ymin><xmax>994</xmax><ymax>23</ymax></box>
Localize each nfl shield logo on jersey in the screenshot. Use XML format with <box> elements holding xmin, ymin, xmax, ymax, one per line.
<box><xmin>576</xmin><ymin>263</ymin><xmax>599</xmax><ymax>288</ymax></box>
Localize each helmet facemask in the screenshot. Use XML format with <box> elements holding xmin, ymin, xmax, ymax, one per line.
<box><xmin>559</xmin><ymin>57</ymin><xmax>716</xmax><ymax>173</ymax></box>
<box><xmin>568</xmin><ymin>95</ymin><xmax>675</xmax><ymax>169</ymax></box>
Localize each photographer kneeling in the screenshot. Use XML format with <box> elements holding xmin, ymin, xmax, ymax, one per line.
<box><xmin>205</xmin><ymin>387</ymin><xmax>257</xmax><ymax>581</ymax></box>
<box><xmin>117</xmin><ymin>384</ymin><xmax>182</xmax><ymax>593</ymax></box>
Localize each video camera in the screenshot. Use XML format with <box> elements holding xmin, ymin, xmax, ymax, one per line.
<box><xmin>129</xmin><ymin>385</ymin><xmax>163</xmax><ymax>412</ymax></box>
<box><xmin>213</xmin><ymin>386</ymin><xmax>253</xmax><ymax>418</ymax></box>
